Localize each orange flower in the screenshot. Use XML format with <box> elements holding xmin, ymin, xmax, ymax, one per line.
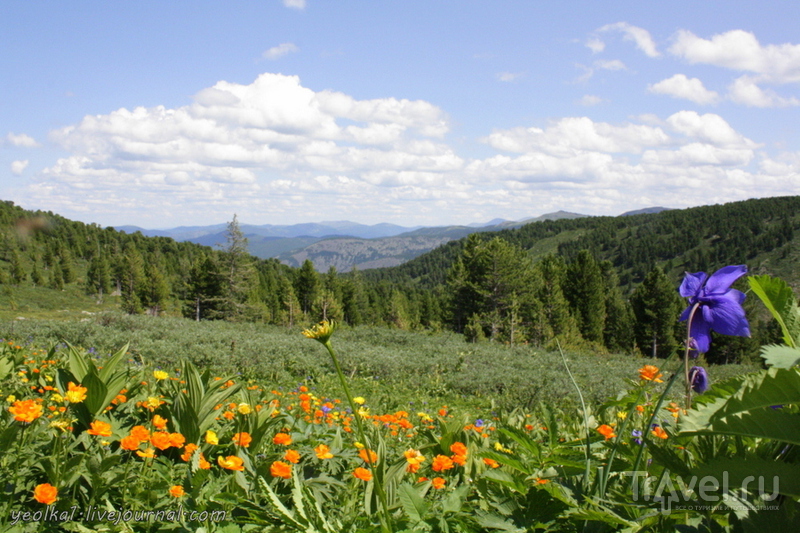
<box><xmin>120</xmin><ymin>435</ymin><xmax>141</xmax><ymax>451</ymax></box>
<box><xmin>358</xmin><ymin>449</ymin><xmax>378</xmax><ymax>465</ymax></box>
<box><xmin>314</xmin><ymin>444</ymin><xmax>334</xmax><ymax>459</ymax></box>
<box><xmin>270</xmin><ymin>460</ymin><xmax>292</xmax><ymax>479</ymax></box>
<box><xmin>535</xmin><ymin>478</ymin><xmax>550</xmax><ymax>484</ymax></box>
<box><xmin>432</xmin><ymin>477</ymin><xmax>446</xmax><ymax>489</ymax></box>
<box><xmin>150</xmin><ymin>431</ymin><xmax>173</xmax><ymax>451</ymax></box>
<box><xmin>152</xmin><ymin>415</ymin><xmax>168</xmax><ymax>430</ymax></box>
<box><xmin>404</xmin><ymin>448</ymin><xmax>425</xmax><ymax>465</ymax></box>
<box><xmin>169</xmin><ymin>432</ymin><xmax>186</xmax><ymax>448</ymax></box>
<box><xmin>33</xmin><ymin>483</ymin><xmax>58</xmax><ymax>505</ymax></box>
<box><xmin>638</xmin><ymin>365</ymin><xmax>663</xmax><ymax>383</ymax></box>
<box><xmin>451</xmin><ymin>454</ymin><xmax>467</xmax><ymax>466</ymax></box>
<box><xmin>218</xmin><ymin>455</ymin><xmax>245</xmax><ymax>471</ymax></box>
<box><xmin>597</xmin><ymin>424</ymin><xmax>616</xmax><ymax>440</ymax></box>
<box><xmin>232</xmin><ymin>432</ymin><xmax>252</xmax><ymax>447</ymax></box>
<box><xmin>450</xmin><ymin>442</ymin><xmax>468</xmax><ymax>456</ymax></box>
<box><xmin>198</xmin><ymin>454</ymin><xmax>211</xmax><ymax>469</ymax></box>
<box><xmin>483</xmin><ymin>458</ymin><xmax>500</xmax><ymax>468</ymax></box>
<box><xmin>651</xmin><ymin>426</ymin><xmax>669</xmax><ymax>439</ymax></box>
<box><xmin>9</xmin><ymin>399</ymin><xmax>43</xmax><ymax>423</ymax></box>
<box><xmin>130</xmin><ymin>425</ymin><xmax>150</xmax><ymax>441</ymax></box>
<box><xmin>283</xmin><ymin>449</ymin><xmax>301</xmax><ymax>464</ymax></box>
<box><xmin>431</xmin><ymin>455</ymin><xmax>454</xmax><ymax>472</ymax></box>
<box><xmin>87</xmin><ymin>420</ymin><xmax>113</xmax><ymax>437</ymax></box>
<box><xmin>169</xmin><ymin>485</ymin><xmax>185</xmax><ymax>498</ymax></box>
<box><xmin>65</xmin><ymin>382</ymin><xmax>88</xmax><ymax>403</ymax></box>
<box><xmin>353</xmin><ymin>467</ymin><xmax>373</xmax><ymax>481</ymax></box>
<box><xmin>273</xmin><ymin>432</ymin><xmax>292</xmax><ymax>445</ymax></box>
<box><xmin>181</xmin><ymin>443</ymin><xmax>199</xmax><ymax>462</ymax></box>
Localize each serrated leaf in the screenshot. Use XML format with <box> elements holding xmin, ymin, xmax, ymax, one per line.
<box><xmin>693</xmin><ymin>457</ymin><xmax>800</xmax><ymax>498</ymax></box>
<box><xmin>760</xmin><ymin>345</ymin><xmax>800</xmax><ymax>369</ymax></box>
<box><xmin>398</xmin><ymin>482</ymin><xmax>430</xmax><ymax>523</ymax></box>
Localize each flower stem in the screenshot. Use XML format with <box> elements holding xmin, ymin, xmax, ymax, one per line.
<box><xmin>323</xmin><ymin>340</ymin><xmax>393</xmax><ymax>533</ymax></box>
<box><xmin>683</xmin><ymin>303</ymin><xmax>701</xmax><ymax>410</ymax></box>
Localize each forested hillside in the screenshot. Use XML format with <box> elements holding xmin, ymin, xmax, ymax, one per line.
<box><xmin>0</xmin><ymin>196</ymin><xmax>797</xmax><ymax>363</ymax></box>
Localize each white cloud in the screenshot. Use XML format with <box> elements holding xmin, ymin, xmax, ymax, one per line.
<box><xmin>728</xmin><ymin>76</ymin><xmax>800</xmax><ymax>107</ymax></box>
<box><xmin>665</xmin><ymin>110</ymin><xmax>757</xmax><ymax>148</ymax></box>
<box><xmin>594</xmin><ymin>59</ymin><xmax>626</xmax><ymax>71</ymax></box>
<box><xmin>648</xmin><ymin>74</ymin><xmax>720</xmax><ymax>105</ymax></box>
<box><xmin>599</xmin><ymin>22</ymin><xmax>660</xmax><ymax>58</ymax></box>
<box><xmin>282</xmin><ymin>0</ymin><xmax>305</xmax><ymax>9</ymax></box>
<box><xmin>669</xmin><ymin>29</ymin><xmax>800</xmax><ymax>84</ymax></box>
<box><xmin>262</xmin><ymin>42</ymin><xmax>299</xmax><ymax>60</ymax></box>
<box><xmin>11</xmin><ymin>160</ymin><xmax>29</xmax><ymax>175</ymax></box>
<box><xmin>5</xmin><ymin>132</ymin><xmax>40</xmax><ymax>147</ymax></box>
<box><xmin>577</xmin><ymin>95</ymin><xmax>604</xmax><ymax>106</ymax></box>
<box><xmin>497</xmin><ymin>72</ymin><xmax>523</xmax><ymax>82</ymax></box>
<box><xmin>586</xmin><ymin>38</ymin><xmax>605</xmax><ymax>54</ymax></box>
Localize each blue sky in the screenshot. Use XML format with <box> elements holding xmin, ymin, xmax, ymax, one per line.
<box><xmin>2</xmin><ymin>1</ymin><xmax>800</xmax><ymax>228</ymax></box>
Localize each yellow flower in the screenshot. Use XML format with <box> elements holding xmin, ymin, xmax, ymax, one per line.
<box><xmin>617</xmin><ymin>411</ymin><xmax>628</xmax><ymax>420</ymax></box>
<box><xmin>49</xmin><ymin>418</ymin><xmax>74</xmax><ymax>432</ymax></box>
<box><xmin>237</xmin><ymin>403</ymin><xmax>252</xmax><ymax>415</ymax></box>
<box><xmin>65</xmin><ymin>382</ymin><xmax>87</xmax><ymax>403</ymax></box>
<box><xmin>205</xmin><ymin>430</ymin><xmax>219</xmax><ymax>445</ymax></box>
<box><xmin>357</xmin><ymin>407</ymin><xmax>370</xmax><ymax>417</ymax></box>
<box><xmin>50</xmin><ymin>393</ymin><xmax>64</xmax><ymax>403</ymax></box>
<box><xmin>5</xmin><ymin>395</ymin><xmax>15</xmax><ymax>403</ymax></box>
<box><xmin>301</xmin><ymin>320</ymin><xmax>336</xmax><ymax>344</ymax></box>
<box><xmin>353</xmin><ymin>397</ymin><xmax>366</xmax><ymax>405</ymax></box>
<box><xmin>153</xmin><ymin>370</ymin><xmax>169</xmax><ymax>381</ymax></box>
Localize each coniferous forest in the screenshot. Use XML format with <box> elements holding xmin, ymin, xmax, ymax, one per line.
<box><xmin>0</xmin><ymin>195</ymin><xmax>798</xmax><ymax>364</ymax></box>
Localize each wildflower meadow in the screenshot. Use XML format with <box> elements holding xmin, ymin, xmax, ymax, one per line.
<box><xmin>1</xmin><ymin>270</ymin><xmax>799</xmax><ymax>532</ymax></box>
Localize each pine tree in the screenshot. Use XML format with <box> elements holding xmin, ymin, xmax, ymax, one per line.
<box><xmin>120</xmin><ymin>245</ymin><xmax>145</xmax><ymax>314</ymax></box>
<box><xmin>219</xmin><ymin>215</ymin><xmax>257</xmax><ymax>321</ymax></box>
<box><xmin>10</xmin><ymin>250</ymin><xmax>26</xmax><ymax>284</ymax></box>
<box><xmin>295</xmin><ymin>259</ymin><xmax>319</xmax><ymax>316</ymax></box>
<box><xmin>184</xmin><ymin>255</ymin><xmax>225</xmax><ymax>321</ymax></box>
<box><xmin>631</xmin><ymin>266</ymin><xmax>683</xmax><ymax>358</ymax></box>
<box><xmin>564</xmin><ymin>250</ymin><xmax>606</xmax><ymax>344</ymax></box>
<box><xmin>142</xmin><ymin>260</ymin><xmax>171</xmax><ymax>315</ymax></box>
<box><xmin>533</xmin><ymin>255</ymin><xmax>580</xmax><ymax>345</ymax></box>
<box><xmin>86</xmin><ymin>253</ymin><xmax>112</xmax><ymax>298</ymax></box>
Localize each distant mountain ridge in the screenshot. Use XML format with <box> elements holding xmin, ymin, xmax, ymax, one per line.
<box><xmin>112</xmin><ymin>209</ymin><xmax>627</xmax><ymax>271</ymax></box>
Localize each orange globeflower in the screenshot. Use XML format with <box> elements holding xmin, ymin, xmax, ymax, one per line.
<box><xmin>432</xmin><ymin>477</ymin><xmax>446</xmax><ymax>489</ymax></box>
<box><xmin>169</xmin><ymin>485</ymin><xmax>185</xmax><ymax>498</ymax></box>
<box><xmin>431</xmin><ymin>455</ymin><xmax>454</xmax><ymax>472</ymax></box>
<box><xmin>181</xmin><ymin>443</ymin><xmax>199</xmax><ymax>462</ymax></box>
<box><xmin>33</xmin><ymin>483</ymin><xmax>58</xmax><ymax>505</ymax></box>
<box><xmin>483</xmin><ymin>458</ymin><xmax>500</xmax><ymax>468</ymax></box>
<box><xmin>87</xmin><ymin>420</ymin><xmax>113</xmax><ymax>437</ymax></box>
<box><xmin>270</xmin><ymin>460</ymin><xmax>292</xmax><ymax>479</ymax></box>
<box><xmin>198</xmin><ymin>454</ymin><xmax>211</xmax><ymax>469</ymax></box>
<box><xmin>169</xmin><ymin>432</ymin><xmax>185</xmax><ymax>448</ymax></box>
<box><xmin>353</xmin><ymin>467</ymin><xmax>373</xmax><ymax>481</ymax></box>
<box><xmin>129</xmin><ymin>425</ymin><xmax>150</xmax><ymax>441</ymax></box>
<box><xmin>597</xmin><ymin>424</ymin><xmax>616</xmax><ymax>440</ymax></box>
<box><xmin>283</xmin><ymin>449</ymin><xmax>301</xmax><ymax>464</ymax></box>
<box><xmin>638</xmin><ymin>365</ymin><xmax>663</xmax><ymax>383</ymax></box>
<box><xmin>137</xmin><ymin>448</ymin><xmax>156</xmax><ymax>459</ymax></box>
<box><xmin>232</xmin><ymin>432</ymin><xmax>252</xmax><ymax>447</ymax></box>
<box><xmin>359</xmin><ymin>449</ymin><xmax>378</xmax><ymax>465</ymax></box>
<box><xmin>273</xmin><ymin>432</ymin><xmax>292</xmax><ymax>445</ymax></box>
<box><xmin>314</xmin><ymin>444</ymin><xmax>334</xmax><ymax>459</ymax></box>
<box><xmin>450</xmin><ymin>442</ymin><xmax>468</xmax><ymax>456</ymax></box>
<box><xmin>120</xmin><ymin>435</ymin><xmax>141</xmax><ymax>451</ymax></box>
<box><xmin>9</xmin><ymin>399</ymin><xmax>43</xmax><ymax>423</ymax></box>
<box><xmin>218</xmin><ymin>455</ymin><xmax>245</xmax><ymax>471</ymax></box>
<box><xmin>651</xmin><ymin>426</ymin><xmax>669</xmax><ymax>439</ymax></box>
<box><xmin>150</xmin><ymin>431</ymin><xmax>173</xmax><ymax>451</ymax></box>
<box><xmin>152</xmin><ymin>415</ymin><xmax>168</xmax><ymax>430</ymax></box>
<box><xmin>65</xmin><ymin>382</ymin><xmax>88</xmax><ymax>403</ymax></box>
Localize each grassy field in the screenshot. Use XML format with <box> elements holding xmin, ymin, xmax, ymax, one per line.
<box><xmin>0</xmin><ymin>313</ymin><xmax>758</xmax><ymax>415</ymax></box>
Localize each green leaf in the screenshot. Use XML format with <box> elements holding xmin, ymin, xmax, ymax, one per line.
<box><xmin>760</xmin><ymin>345</ymin><xmax>800</xmax><ymax>369</ymax></box>
<box><xmin>693</xmin><ymin>457</ymin><xmax>800</xmax><ymax>498</ymax></box>
<box><xmin>748</xmin><ymin>275</ymin><xmax>799</xmax><ymax>348</ymax></box>
<box><xmin>398</xmin><ymin>482</ymin><xmax>430</xmax><ymax>523</ymax></box>
<box><xmin>97</xmin><ymin>342</ymin><xmax>129</xmax><ymax>383</ymax></box>
<box><xmin>441</xmin><ymin>485</ymin><xmax>469</xmax><ymax>514</ymax></box>
<box><xmin>680</xmin><ymin>367</ymin><xmax>800</xmax><ymax>444</ymax></box>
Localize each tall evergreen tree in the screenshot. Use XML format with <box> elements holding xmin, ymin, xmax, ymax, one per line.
<box><xmin>295</xmin><ymin>259</ymin><xmax>319</xmax><ymax>316</ymax></box>
<box><xmin>219</xmin><ymin>215</ymin><xmax>257</xmax><ymax>321</ymax></box>
<box><xmin>120</xmin><ymin>244</ymin><xmax>145</xmax><ymax>314</ymax></box>
<box><xmin>184</xmin><ymin>254</ymin><xmax>225</xmax><ymax>320</ymax></box>
<box><xmin>532</xmin><ymin>255</ymin><xmax>581</xmax><ymax>345</ymax></box>
<box><xmin>564</xmin><ymin>250</ymin><xmax>606</xmax><ymax>344</ymax></box>
<box><xmin>630</xmin><ymin>266</ymin><xmax>683</xmax><ymax>358</ymax></box>
<box><xmin>86</xmin><ymin>253</ymin><xmax>112</xmax><ymax>298</ymax></box>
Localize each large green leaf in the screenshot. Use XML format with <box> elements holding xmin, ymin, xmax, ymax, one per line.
<box><xmin>760</xmin><ymin>345</ymin><xmax>800</xmax><ymax>369</ymax></box>
<box><xmin>748</xmin><ymin>275</ymin><xmax>799</xmax><ymax>349</ymax></box>
<box><xmin>693</xmin><ymin>457</ymin><xmax>800</xmax><ymax>498</ymax></box>
<box><xmin>398</xmin><ymin>482</ymin><xmax>430</xmax><ymax>523</ymax></box>
<box><xmin>680</xmin><ymin>367</ymin><xmax>800</xmax><ymax>443</ymax></box>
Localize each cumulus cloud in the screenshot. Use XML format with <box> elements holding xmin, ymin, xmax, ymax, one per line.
<box><xmin>282</xmin><ymin>0</ymin><xmax>306</xmax><ymax>9</ymax></box>
<box><xmin>728</xmin><ymin>76</ymin><xmax>800</xmax><ymax>107</ymax></box>
<box><xmin>599</xmin><ymin>22</ymin><xmax>660</xmax><ymax>57</ymax></box>
<box><xmin>5</xmin><ymin>132</ymin><xmax>40</xmax><ymax>147</ymax></box>
<box><xmin>262</xmin><ymin>43</ymin><xmax>299</xmax><ymax>60</ymax></box>
<box><xmin>11</xmin><ymin>160</ymin><xmax>29</xmax><ymax>175</ymax></box>
<box><xmin>648</xmin><ymin>74</ymin><xmax>720</xmax><ymax>105</ymax></box>
<box><xmin>669</xmin><ymin>29</ymin><xmax>800</xmax><ymax>83</ymax></box>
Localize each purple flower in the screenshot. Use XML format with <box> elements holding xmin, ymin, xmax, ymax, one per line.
<box><xmin>474</xmin><ymin>419</ymin><xmax>484</xmax><ymax>428</ymax></box>
<box><xmin>631</xmin><ymin>430</ymin><xmax>643</xmax><ymax>445</ymax></box>
<box><xmin>679</xmin><ymin>265</ymin><xmax>751</xmax><ymax>353</ymax></box>
<box><xmin>689</xmin><ymin>366</ymin><xmax>709</xmax><ymax>394</ymax></box>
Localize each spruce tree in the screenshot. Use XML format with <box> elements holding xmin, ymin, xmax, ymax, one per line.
<box><xmin>564</xmin><ymin>250</ymin><xmax>606</xmax><ymax>344</ymax></box>
<box><xmin>295</xmin><ymin>259</ymin><xmax>319</xmax><ymax>316</ymax></box>
<box><xmin>630</xmin><ymin>266</ymin><xmax>683</xmax><ymax>358</ymax></box>
<box><xmin>219</xmin><ymin>215</ymin><xmax>257</xmax><ymax>321</ymax></box>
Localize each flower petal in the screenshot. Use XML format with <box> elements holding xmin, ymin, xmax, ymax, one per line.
<box><xmin>679</xmin><ymin>272</ymin><xmax>707</xmax><ymax>298</ymax></box>
<box><xmin>704</xmin><ymin>265</ymin><xmax>747</xmax><ymax>295</ymax></box>
<box><xmin>707</xmin><ymin>292</ymin><xmax>750</xmax><ymax>337</ymax></box>
<box><xmin>690</xmin><ymin>316</ymin><xmax>712</xmax><ymax>353</ymax></box>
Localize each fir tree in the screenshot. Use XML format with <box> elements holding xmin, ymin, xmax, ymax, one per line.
<box><xmin>631</xmin><ymin>266</ymin><xmax>683</xmax><ymax>358</ymax></box>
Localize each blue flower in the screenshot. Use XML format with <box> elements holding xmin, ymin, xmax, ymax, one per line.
<box><xmin>631</xmin><ymin>429</ymin><xmax>643</xmax><ymax>445</ymax></box>
<box><xmin>689</xmin><ymin>366</ymin><xmax>709</xmax><ymax>394</ymax></box>
<box><xmin>474</xmin><ymin>419</ymin><xmax>484</xmax><ymax>428</ymax></box>
<box><xmin>679</xmin><ymin>265</ymin><xmax>751</xmax><ymax>353</ymax></box>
